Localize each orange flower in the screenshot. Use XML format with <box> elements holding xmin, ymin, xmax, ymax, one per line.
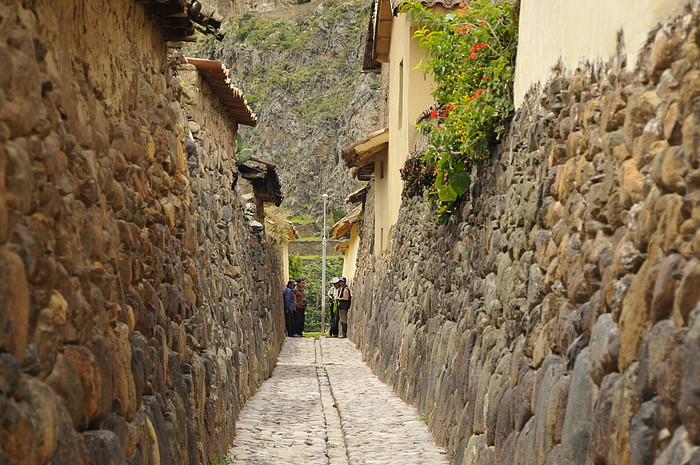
<box><xmin>468</xmin><ymin>52</ymin><xmax>477</xmax><ymax>59</ymax></box>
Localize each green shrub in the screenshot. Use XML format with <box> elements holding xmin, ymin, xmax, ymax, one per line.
<box><xmin>289</xmin><ymin>255</ymin><xmax>344</xmax><ymax>332</ymax></box>
<box><xmin>400</xmin><ymin>0</ymin><xmax>518</xmax><ymax>223</ymax></box>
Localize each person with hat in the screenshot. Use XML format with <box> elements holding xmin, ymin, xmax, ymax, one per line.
<box><xmin>327</xmin><ymin>278</ymin><xmax>341</xmax><ymax>337</ymax></box>
<box><xmin>283</xmin><ymin>279</ymin><xmax>297</xmax><ymax>337</ymax></box>
<box><xmin>337</xmin><ymin>277</ymin><xmax>351</xmax><ymax>338</ymax></box>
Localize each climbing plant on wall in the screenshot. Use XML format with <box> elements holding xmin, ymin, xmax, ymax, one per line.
<box><xmin>400</xmin><ymin>0</ymin><xmax>518</xmax><ymax>223</ymax></box>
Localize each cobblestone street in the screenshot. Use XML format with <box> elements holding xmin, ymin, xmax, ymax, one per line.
<box><xmin>228</xmin><ymin>337</ymin><xmax>450</xmax><ymax>465</ymax></box>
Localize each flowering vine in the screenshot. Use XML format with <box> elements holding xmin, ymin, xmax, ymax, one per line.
<box><xmin>400</xmin><ymin>0</ymin><xmax>518</xmax><ymax>223</ymax></box>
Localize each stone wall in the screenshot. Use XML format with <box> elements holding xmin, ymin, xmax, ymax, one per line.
<box><xmin>0</xmin><ymin>1</ymin><xmax>284</xmax><ymax>464</ymax></box>
<box><xmin>350</xmin><ymin>5</ymin><xmax>700</xmax><ymax>465</ymax></box>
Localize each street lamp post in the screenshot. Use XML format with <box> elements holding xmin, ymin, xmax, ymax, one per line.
<box><xmin>321</xmin><ymin>193</ymin><xmax>328</xmax><ymax>336</ymax></box>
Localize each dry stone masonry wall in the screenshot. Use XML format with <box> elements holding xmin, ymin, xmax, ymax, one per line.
<box><xmin>0</xmin><ymin>1</ymin><xmax>284</xmax><ymax>464</ymax></box>
<box><xmin>351</xmin><ymin>6</ymin><xmax>700</xmax><ymax>465</ymax></box>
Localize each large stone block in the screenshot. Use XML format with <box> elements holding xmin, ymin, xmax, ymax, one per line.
<box><xmin>680</xmin><ymin>308</ymin><xmax>700</xmax><ymax>443</ymax></box>
<box><xmin>559</xmin><ymin>349</ymin><xmax>597</xmax><ymax>465</ymax></box>
<box><xmin>651</xmin><ymin>146</ymin><xmax>688</xmax><ymax>194</ymax></box>
<box><xmin>619</xmin><ymin>253</ymin><xmax>661</xmax><ymax>371</ymax></box>
<box><xmin>588</xmin><ymin>313</ymin><xmax>620</xmax><ymax>385</ymax></box>
<box><xmin>0</xmin><ymin>246</ymin><xmax>30</xmax><ymax>361</ymax></box>
<box><xmin>588</xmin><ymin>373</ymin><xmax>620</xmax><ymax>465</ymax></box>
<box><xmin>82</xmin><ymin>430</ymin><xmax>125</xmax><ymax>465</ymax></box>
<box><xmin>673</xmin><ymin>259</ymin><xmax>700</xmax><ymax>326</ymax></box>
<box><xmin>650</xmin><ymin>254</ymin><xmax>686</xmax><ymax>322</ymax></box>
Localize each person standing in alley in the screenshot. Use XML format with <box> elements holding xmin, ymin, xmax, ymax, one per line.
<box><xmin>327</xmin><ymin>277</ymin><xmax>341</xmax><ymax>337</ymax></box>
<box><xmin>337</xmin><ymin>277</ymin><xmax>351</xmax><ymax>338</ymax></box>
<box><xmin>294</xmin><ymin>278</ymin><xmax>308</xmax><ymax>336</ymax></box>
<box><xmin>283</xmin><ymin>279</ymin><xmax>297</xmax><ymax>337</ymax></box>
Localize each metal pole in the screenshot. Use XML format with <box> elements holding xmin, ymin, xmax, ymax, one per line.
<box><xmin>321</xmin><ymin>193</ymin><xmax>328</xmax><ymax>336</ymax></box>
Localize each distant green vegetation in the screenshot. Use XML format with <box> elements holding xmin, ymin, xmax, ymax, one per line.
<box><xmin>290</xmin><ymin>215</ymin><xmax>312</xmax><ymax>223</ymax></box>
<box><xmin>289</xmin><ymin>254</ymin><xmax>344</xmax><ymax>332</ymax></box>
<box><xmin>191</xmin><ymin>0</ymin><xmax>370</xmax><ymax>128</ymax></box>
<box><xmin>186</xmin><ymin>0</ymin><xmax>378</xmax><ymax>220</ymax></box>
<box><xmin>298</xmin><ymin>255</ymin><xmax>343</xmax><ymax>260</ymax></box>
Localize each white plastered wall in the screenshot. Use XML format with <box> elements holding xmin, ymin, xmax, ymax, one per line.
<box><xmin>514</xmin><ymin>0</ymin><xmax>689</xmax><ymax>106</ymax></box>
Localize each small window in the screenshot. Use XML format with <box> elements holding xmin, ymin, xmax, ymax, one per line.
<box><xmin>379</xmin><ymin>160</ymin><xmax>385</xmax><ymax>179</ymax></box>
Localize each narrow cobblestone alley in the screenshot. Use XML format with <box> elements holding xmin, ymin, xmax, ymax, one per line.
<box><xmin>228</xmin><ymin>338</ymin><xmax>449</xmax><ymax>465</ymax></box>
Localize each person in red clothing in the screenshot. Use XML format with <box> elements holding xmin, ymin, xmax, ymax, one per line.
<box><xmin>293</xmin><ymin>278</ymin><xmax>308</xmax><ymax>337</ymax></box>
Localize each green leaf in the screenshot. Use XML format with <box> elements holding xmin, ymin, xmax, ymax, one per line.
<box><xmin>237</xmin><ymin>147</ymin><xmax>253</xmax><ymax>165</ymax></box>
<box><xmin>449</xmin><ymin>169</ymin><xmax>471</xmax><ymax>196</ymax></box>
<box><xmin>437</xmin><ymin>184</ymin><xmax>458</xmax><ymax>202</ymax></box>
<box><xmin>433</xmin><ymin>169</ymin><xmax>446</xmax><ymax>190</ymax></box>
<box><xmin>236</xmin><ymin>133</ymin><xmax>243</xmax><ymax>153</ymax></box>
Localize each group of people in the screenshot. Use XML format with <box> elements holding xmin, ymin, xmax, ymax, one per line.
<box><xmin>282</xmin><ymin>277</ymin><xmax>352</xmax><ymax>338</ymax></box>
<box><xmin>327</xmin><ymin>277</ymin><xmax>351</xmax><ymax>338</ymax></box>
<box><xmin>283</xmin><ymin>278</ymin><xmax>307</xmax><ymax>337</ymax></box>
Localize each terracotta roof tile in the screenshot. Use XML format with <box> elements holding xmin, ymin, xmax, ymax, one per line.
<box><xmin>342</xmin><ymin>128</ymin><xmax>389</xmax><ymax>169</ymax></box>
<box><xmin>329</xmin><ymin>204</ymin><xmax>363</xmax><ymax>239</ymax></box>
<box><xmin>346</xmin><ymin>186</ymin><xmax>368</xmax><ymax>204</ymax></box>
<box><xmin>184</xmin><ymin>57</ymin><xmax>258</xmax><ymax>127</ymax></box>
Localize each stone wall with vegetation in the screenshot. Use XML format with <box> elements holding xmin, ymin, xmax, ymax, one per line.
<box><xmin>0</xmin><ymin>1</ymin><xmax>284</xmax><ymax>464</ymax></box>
<box><xmin>351</xmin><ymin>6</ymin><xmax>700</xmax><ymax>465</ymax></box>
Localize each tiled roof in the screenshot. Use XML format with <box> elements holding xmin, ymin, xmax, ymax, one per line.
<box><xmin>184</xmin><ymin>57</ymin><xmax>258</xmax><ymax>127</ymax></box>
<box><xmin>138</xmin><ymin>0</ymin><xmax>224</xmax><ymax>42</ymax></box>
<box><xmin>362</xmin><ymin>0</ymin><xmax>460</xmax><ymax>72</ymax></box>
<box><xmin>342</xmin><ymin>128</ymin><xmax>389</xmax><ymax>169</ymax></box>
<box><xmin>329</xmin><ymin>205</ymin><xmax>363</xmax><ymax>239</ymax></box>
<box><xmin>346</xmin><ymin>186</ymin><xmax>368</xmax><ymax>204</ymax></box>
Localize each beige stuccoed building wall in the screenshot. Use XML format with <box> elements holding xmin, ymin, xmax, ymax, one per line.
<box><xmin>342</xmin><ymin>224</ymin><xmax>361</xmax><ymax>283</ymax></box>
<box><xmin>375</xmin><ymin>13</ymin><xmax>435</xmax><ymax>253</ymax></box>
<box><xmin>514</xmin><ymin>0</ymin><xmax>689</xmax><ymax>105</ymax></box>
<box><xmin>282</xmin><ymin>241</ymin><xmax>291</xmax><ymax>282</ymax></box>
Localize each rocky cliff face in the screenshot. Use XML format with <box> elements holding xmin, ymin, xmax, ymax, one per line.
<box><xmin>188</xmin><ymin>0</ymin><xmax>385</xmax><ymax>224</ymax></box>
<box><xmin>351</xmin><ymin>6</ymin><xmax>700</xmax><ymax>464</ymax></box>
<box><xmin>0</xmin><ymin>1</ymin><xmax>284</xmax><ymax>464</ymax></box>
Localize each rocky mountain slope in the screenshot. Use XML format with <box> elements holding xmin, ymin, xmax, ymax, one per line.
<box><xmin>188</xmin><ymin>0</ymin><xmax>383</xmax><ymax>225</ymax></box>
